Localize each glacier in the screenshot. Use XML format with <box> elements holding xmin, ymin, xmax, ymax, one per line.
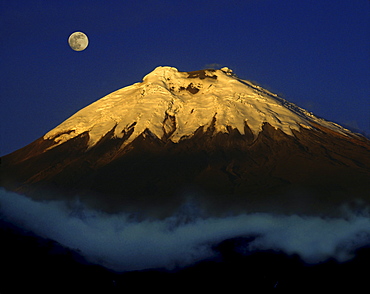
<box><xmin>44</xmin><ymin>66</ymin><xmax>353</xmax><ymax>149</ymax></box>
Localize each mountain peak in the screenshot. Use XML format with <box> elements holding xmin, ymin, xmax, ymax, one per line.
<box><xmin>2</xmin><ymin>66</ymin><xmax>370</xmax><ymax>219</ymax></box>
<box><xmin>43</xmin><ymin>66</ymin><xmax>354</xmax><ymax>150</ymax></box>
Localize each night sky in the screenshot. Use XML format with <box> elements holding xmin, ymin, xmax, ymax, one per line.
<box><xmin>1</xmin><ymin>0</ymin><xmax>369</xmax><ymax>156</ymax></box>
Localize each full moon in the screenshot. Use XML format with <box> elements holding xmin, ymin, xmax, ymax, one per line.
<box><xmin>68</xmin><ymin>32</ymin><xmax>89</xmax><ymax>51</ymax></box>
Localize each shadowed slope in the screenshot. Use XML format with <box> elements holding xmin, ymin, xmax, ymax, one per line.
<box><xmin>2</xmin><ymin>119</ymin><xmax>369</xmax><ymax>218</ymax></box>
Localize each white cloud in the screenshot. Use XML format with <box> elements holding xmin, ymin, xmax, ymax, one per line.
<box><xmin>1</xmin><ymin>188</ymin><xmax>369</xmax><ymax>272</ymax></box>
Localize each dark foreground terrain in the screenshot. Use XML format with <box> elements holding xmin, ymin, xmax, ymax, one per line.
<box><xmin>0</xmin><ymin>219</ymin><xmax>368</xmax><ymax>292</ymax></box>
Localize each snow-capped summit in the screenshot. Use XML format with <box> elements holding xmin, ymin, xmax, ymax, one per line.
<box><xmin>44</xmin><ymin>66</ymin><xmax>353</xmax><ymax>150</ymax></box>
<box><xmin>1</xmin><ymin>66</ymin><xmax>370</xmax><ymax>218</ymax></box>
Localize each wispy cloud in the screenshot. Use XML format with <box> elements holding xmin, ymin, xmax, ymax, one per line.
<box><xmin>1</xmin><ymin>189</ymin><xmax>370</xmax><ymax>272</ymax></box>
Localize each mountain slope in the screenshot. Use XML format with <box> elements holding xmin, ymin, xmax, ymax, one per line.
<box><xmin>1</xmin><ymin>67</ymin><xmax>370</xmax><ymax>218</ymax></box>
<box><xmin>42</xmin><ymin>66</ymin><xmax>355</xmax><ymax>149</ymax></box>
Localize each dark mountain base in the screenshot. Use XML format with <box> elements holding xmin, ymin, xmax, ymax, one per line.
<box><xmin>2</xmin><ymin>122</ymin><xmax>370</xmax><ymax>218</ymax></box>
<box><xmin>0</xmin><ymin>220</ymin><xmax>368</xmax><ymax>292</ymax></box>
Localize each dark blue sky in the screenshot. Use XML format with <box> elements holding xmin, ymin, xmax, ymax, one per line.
<box><xmin>1</xmin><ymin>0</ymin><xmax>369</xmax><ymax>155</ymax></box>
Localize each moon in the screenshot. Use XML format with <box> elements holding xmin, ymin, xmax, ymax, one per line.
<box><xmin>68</xmin><ymin>32</ymin><xmax>89</xmax><ymax>51</ymax></box>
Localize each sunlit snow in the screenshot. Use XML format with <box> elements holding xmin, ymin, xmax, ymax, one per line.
<box><xmin>44</xmin><ymin>66</ymin><xmax>353</xmax><ymax>149</ymax></box>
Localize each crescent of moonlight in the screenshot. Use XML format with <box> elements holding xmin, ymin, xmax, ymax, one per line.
<box><xmin>68</xmin><ymin>32</ymin><xmax>89</xmax><ymax>51</ymax></box>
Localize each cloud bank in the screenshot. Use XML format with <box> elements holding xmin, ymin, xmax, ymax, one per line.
<box><xmin>1</xmin><ymin>188</ymin><xmax>370</xmax><ymax>272</ymax></box>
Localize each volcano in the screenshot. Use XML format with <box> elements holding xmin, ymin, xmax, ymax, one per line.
<box><xmin>1</xmin><ymin>66</ymin><xmax>370</xmax><ymax>291</ymax></box>
<box><xmin>1</xmin><ymin>66</ymin><xmax>370</xmax><ymax>218</ymax></box>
